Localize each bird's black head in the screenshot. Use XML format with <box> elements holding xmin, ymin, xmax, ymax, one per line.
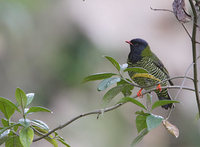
<box><xmin>126</xmin><ymin>38</ymin><xmax>149</xmax><ymax>63</ymax></box>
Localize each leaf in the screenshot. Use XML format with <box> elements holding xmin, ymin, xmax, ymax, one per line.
<box><xmin>82</xmin><ymin>73</ymin><xmax>117</xmax><ymax>83</ymax></box>
<box><xmin>117</xmin><ymin>97</ymin><xmax>147</xmax><ymax>110</ymax></box>
<box><xmin>136</xmin><ymin>115</ymin><xmax>148</xmax><ymax>133</ymax></box>
<box><xmin>0</xmin><ymin>129</ymin><xmax>10</xmax><ymax>145</ymax></box>
<box><xmin>0</xmin><ymin>97</ymin><xmax>19</xmax><ymax>119</ymax></box>
<box><xmin>97</xmin><ymin>77</ymin><xmax>121</xmax><ymax>91</ymax></box>
<box><xmin>146</xmin><ymin>114</ymin><xmax>163</xmax><ymax>131</ymax></box>
<box><xmin>1</xmin><ymin>119</ymin><xmax>9</xmax><ymax>127</ymax></box>
<box><xmin>103</xmin><ymin>85</ymin><xmax>124</xmax><ymax>104</ymax></box>
<box><xmin>162</xmin><ymin>120</ymin><xmax>179</xmax><ymax>138</ymax></box>
<box><xmin>172</xmin><ymin>0</ymin><xmax>191</xmax><ymax>23</ymax></box>
<box><xmin>26</xmin><ymin>106</ymin><xmax>51</xmax><ymax>114</ymax></box>
<box><xmin>117</xmin><ymin>79</ymin><xmax>134</xmax><ymax>97</ymax></box>
<box><xmin>32</xmin><ymin>126</ymin><xmax>58</xmax><ymax>147</ymax></box>
<box><xmin>104</xmin><ymin>56</ymin><xmax>120</xmax><ymax>71</ymax></box>
<box><xmin>5</xmin><ymin>135</ymin><xmax>23</xmax><ymax>147</ymax></box>
<box><xmin>31</xmin><ymin>120</ymin><xmax>49</xmax><ymax>131</ymax></box>
<box><xmin>54</xmin><ymin>133</ymin><xmax>70</xmax><ymax>147</ymax></box>
<box><xmin>146</xmin><ymin>93</ymin><xmax>152</xmax><ymax>110</ymax></box>
<box><xmin>19</xmin><ymin>118</ymin><xmax>31</xmax><ymax>128</ymax></box>
<box><xmin>26</xmin><ymin>93</ymin><xmax>35</xmax><ymax>106</ymax></box>
<box><xmin>131</xmin><ymin>128</ymin><xmax>148</xmax><ymax>147</ymax></box>
<box><xmin>15</xmin><ymin>88</ymin><xmax>27</xmax><ymax>109</ymax></box>
<box><xmin>124</xmin><ymin>67</ymin><xmax>148</xmax><ymax>73</ymax></box>
<box><xmin>19</xmin><ymin>127</ymin><xmax>34</xmax><ymax>147</ymax></box>
<box><xmin>151</xmin><ymin>100</ymin><xmax>179</xmax><ymax>110</ymax></box>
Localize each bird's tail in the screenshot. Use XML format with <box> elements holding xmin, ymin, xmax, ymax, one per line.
<box><xmin>156</xmin><ymin>89</ymin><xmax>173</xmax><ymax>109</ymax></box>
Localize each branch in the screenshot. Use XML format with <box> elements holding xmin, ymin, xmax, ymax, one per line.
<box><xmin>33</xmin><ymin>85</ymin><xmax>198</xmax><ymax>142</ymax></box>
<box><xmin>189</xmin><ymin>0</ymin><xmax>200</xmax><ymax>118</ymax></box>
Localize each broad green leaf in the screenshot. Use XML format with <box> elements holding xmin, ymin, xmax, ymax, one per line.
<box><xmin>97</xmin><ymin>77</ymin><xmax>121</xmax><ymax>91</ymax></box>
<box><xmin>136</xmin><ymin>115</ymin><xmax>148</xmax><ymax>133</ymax></box>
<box><xmin>104</xmin><ymin>56</ymin><xmax>120</xmax><ymax>71</ymax></box>
<box><xmin>124</xmin><ymin>67</ymin><xmax>148</xmax><ymax>73</ymax></box>
<box><xmin>31</xmin><ymin>120</ymin><xmax>49</xmax><ymax>131</ymax></box>
<box><xmin>19</xmin><ymin>118</ymin><xmax>31</xmax><ymax>128</ymax></box>
<box><xmin>26</xmin><ymin>106</ymin><xmax>51</xmax><ymax>114</ymax></box>
<box><xmin>32</xmin><ymin>126</ymin><xmax>58</xmax><ymax>147</ymax></box>
<box><xmin>117</xmin><ymin>79</ymin><xmax>134</xmax><ymax>97</ymax></box>
<box><xmin>117</xmin><ymin>97</ymin><xmax>147</xmax><ymax>110</ymax></box>
<box><xmin>135</xmin><ymin>110</ymin><xmax>150</xmax><ymax>116</ymax></box>
<box><xmin>26</xmin><ymin>93</ymin><xmax>35</xmax><ymax>106</ymax></box>
<box><xmin>19</xmin><ymin>127</ymin><xmax>34</xmax><ymax>147</ymax></box>
<box><xmin>131</xmin><ymin>128</ymin><xmax>148</xmax><ymax>147</ymax></box>
<box><xmin>5</xmin><ymin>135</ymin><xmax>23</xmax><ymax>147</ymax></box>
<box><xmin>0</xmin><ymin>97</ymin><xmax>19</xmax><ymax>119</ymax></box>
<box><xmin>146</xmin><ymin>114</ymin><xmax>163</xmax><ymax>131</ymax></box>
<box><xmin>1</xmin><ymin>119</ymin><xmax>9</xmax><ymax>127</ymax></box>
<box><xmin>103</xmin><ymin>85</ymin><xmax>124</xmax><ymax>104</ymax></box>
<box><xmin>0</xmin><ymin>129</ymin><xmax>10</xmax><ymax>145</ymax></box>
<box><xmin>151</xmin><ymin>100</ymin><xmax>179</xmax><ymax>110</ymax></box>
<box><xmin>15</xmin><ymin>88</ymin><xmax>27</xmax><ymax>109</ymax></box>
<box><xmin>82</xmin><ymin>73</ymin><xmax>117</xmax><ymax>83</ymax></box>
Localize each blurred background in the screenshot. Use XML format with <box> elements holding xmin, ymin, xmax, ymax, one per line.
<box><xmin>0</xmin><ymin>0</ymin><xmax>200</xmax><ymax>146</ymax></box>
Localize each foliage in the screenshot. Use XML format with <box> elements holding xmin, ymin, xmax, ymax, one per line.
<box><xmin>83</xmin><ymin>56</ymin><xmax>180</xmax><ymax>145</ymax></box>
<box><xmin>0</xmin><ymin>88</ymin><xmax>70</xmax><ymax>147</ymax></box>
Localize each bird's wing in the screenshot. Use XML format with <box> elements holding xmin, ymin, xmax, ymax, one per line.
<box><xmin>151</xmin><ymin>53</ymin><xmax>174</xmax><ymax>85</ymax></box>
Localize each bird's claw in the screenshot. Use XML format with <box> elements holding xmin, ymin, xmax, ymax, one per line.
<box><xmin>137</xmin><ymin>88</ymin><xmax>143</xmax><ymax>98</ymax></box>
<box><xmin>156</xmin><ymin>84</ymin><xmax>162</xmax><ymax>92</ymax></box>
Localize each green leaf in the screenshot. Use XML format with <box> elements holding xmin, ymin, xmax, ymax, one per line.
<box><xmin>117</xmin><ymin>79</ymin><xmax>134</xmax><ymax>97</ymax></box>
<box><xmin>104</xmin><ymin>56</ymin><xmax>120</xmax><ymax>71</ymax></box>
<box><xmin>97</xmin><ymin>77</ymin><xmax>121</xmax><ymax>91</ymax></box>
<box><xmin>19</xmin><ymin>118</ymin><xmax>31</xmax><ymax>128</ymax></box>
<box><xmin>0</xmin><ymin>97</ymin><xmax>19</xmax><ymax>119</ymax></box>
<box><xmin>19</xmin><ymin>127</ymin><xmax>34</xmax><ymax>147</ymax></box>
<box><xmin>16</xmin><ymin>88</ymin><xmax>27</xmax><ymax>109</ymax></box>
<box><xmin>146</xmin><ymin>93</ymin><xmax>152</xmax><ymax>110</ymax></box>
<box><xmin>82</xmin><ymin>73</ymin><xmax>117</xmax><ymax>83</ymax></box>
<box><xmin>136</xmin><ymin>115</ymin><xmax>148</xmax><ymax>133</ymax></box>
<box><xmin>124</xmin><ymin>67</ymin><xmax>148</xmax><ymax>73</ymax></box>
<box><xmin>32</xmin><ymin>126</ymin><xmax>58</xmax><ymax>147</ymax></box>
<box><xmin>146</xmin><ymin>114</ymin><xmax>163</xmax><ymax>131</ymax></box>
<box><xmin>131</xmin><ymin>128</ymin><xmax>148</xmax><ymax>147</ymax></box>
<box><xmin>26</xmin><ymin>106</ymin><xmax>51</xmax><ymax>114</ymax></box>
<box><xmin>151</xmin><ymin>100</ymin><xmax>179</xmax><ymax>110</ymax></box>
<box><xmin>103</xmin><ymin>85</ymin><xmax>124</xmax><ymax>104</ymax></box>
<box><xmin>117</xmin><ymin>97</ymin><xmax>147</xmax><ymax>110</ymax></box>
<box><xmin>31</xmin><ymin>120</ymin><xmax>49</xmax><ymax>131</ymax></box>
<box><xmin>5</xmin><ymin>135</ymin><xmax>23</xmax><ymax>147</ymax></box>
<box><xmin>0</xmin><ymin>129</ymin><xmax>10</xmax><ymax>145</ymax></box>
<box><xmin>135</xmin><ymin>110</ymin><xmax>150</xmax><ymax>116</ymax></box>
<box><xmin>26</xmin><ymin>93</ymin><xmax>35</xmax><ymax>106</ymax></box>
<box><xmin>55</xmin><ymin>134</ymin><xmax>70</xmax><ymax>147</ymax></box>
<box><xmin>1</xmin><ymin>119</ymin><xmax>9</xmax><ymax>127</ymax></box>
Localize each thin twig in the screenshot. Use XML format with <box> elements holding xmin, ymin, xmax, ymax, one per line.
<box><xmin>33</xmin><ymin>85</ymin><xmax>199</xmax><ymax>142</ymax></box>
<box><xmin>189</xmin><ymin>0</ymin><xmax>200</xmax><ymax>118</ymax></box>
<box><xmin>150</xmin><ymin>7</ymin><xmax>173</xmax><ymax>13</ymax></box>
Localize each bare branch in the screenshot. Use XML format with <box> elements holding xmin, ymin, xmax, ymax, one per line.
<box><xmin>33</xmin><ymin>84</ymin><xmax>199</xmax><ymax>142</ymax></box>
<box><xmin>189</xmin><ymin>0</ymin><xmax>200</xmax><ymax>118</ymax></box>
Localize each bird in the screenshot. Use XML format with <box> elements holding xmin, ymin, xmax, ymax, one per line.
<box><xmin>126</xmin><ymin>38</ymin><xmax>173</xmax><ymax>109</ymax></box>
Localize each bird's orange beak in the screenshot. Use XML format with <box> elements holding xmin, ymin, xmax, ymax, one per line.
<box><xmin>125</xmin><ymin>40</ymin><xmax>133</xmax><ymax>46</ymax></box>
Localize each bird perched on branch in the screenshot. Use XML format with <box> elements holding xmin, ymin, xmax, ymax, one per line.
<box><xmin>126</xmin><ymin>38</ymin><xmax>173</xmax><ymax>109</ymax></box>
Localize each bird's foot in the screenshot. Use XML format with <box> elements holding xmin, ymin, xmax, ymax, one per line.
<box><xmin>137</xmin><ymin>88</ymin><xmax>143</xmax><ymax>98</ymax></box>
<box><xmin>156</xmin><ymin>84</ymin><xmax>162</xmax><ymax>92</ymax></box>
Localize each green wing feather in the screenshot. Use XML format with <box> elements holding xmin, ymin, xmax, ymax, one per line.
<box><xmin>151</xmin><ymin>53</ymin><xmax>173</xmax><ymax>85</ymax></box>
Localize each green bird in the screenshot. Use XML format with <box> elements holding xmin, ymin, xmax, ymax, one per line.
<box><xmin>126</xmin><ymin>38</ymin><xmax>173</xmax><ymax>109</ymax></box>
